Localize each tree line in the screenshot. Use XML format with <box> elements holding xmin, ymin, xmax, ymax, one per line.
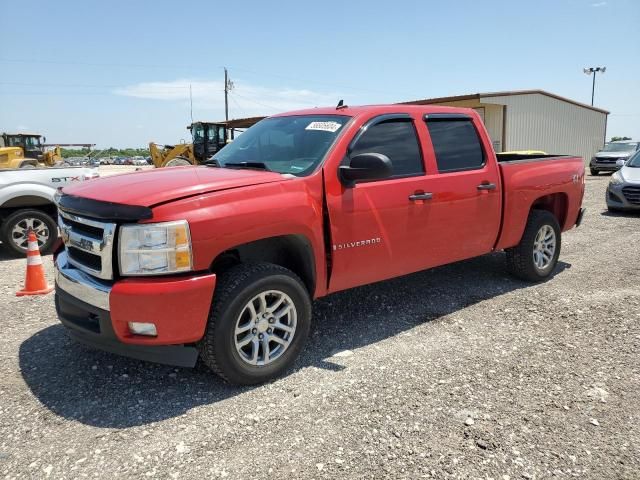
<box><xmin>60</xmin><ymin>147</ymin><xmax>150</xmax><ymax>159</ymax></box>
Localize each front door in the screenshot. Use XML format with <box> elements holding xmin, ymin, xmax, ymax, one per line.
<box><xmin>325</xmin><ymin>114</ymin><xmax>435</xmax><ymax>292</ymax></box>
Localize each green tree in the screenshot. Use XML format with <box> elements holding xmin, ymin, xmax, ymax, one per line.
<box><xmin>610</xmin><ymin>136</ymin><xmax>632</xmax><ymax>142</ymax></box>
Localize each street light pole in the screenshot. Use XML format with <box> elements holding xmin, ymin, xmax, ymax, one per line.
<box><xmin>583</xmin><ymin>66</ymin><xmax>606</xmax><ymax>106</ymax></box>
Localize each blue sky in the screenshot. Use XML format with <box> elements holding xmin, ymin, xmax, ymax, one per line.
<box><xmin>1</xmin><ymin>0</ymin><xmax>638</xmax><ymax>148</ymax></box>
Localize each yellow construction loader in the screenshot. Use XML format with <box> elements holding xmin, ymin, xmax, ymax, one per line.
<box><xmin>0</xmin><ymin>132</ymin><xmax>94</xmax><ymax>169</ymax></box>
<box><xmin>0</xmin><ymin>132</ymin><xmax>59</xmax><ymax>169</ymax></box>
<box><xmin>149</xmin><ymin>121</ymin><xmax>228</xmax><ymax>167</ymax></box>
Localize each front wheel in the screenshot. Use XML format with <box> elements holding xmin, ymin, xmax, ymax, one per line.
<box><xmin>199</xmin><ymin>263</ymin><xmax>312</xmax><ymax>385</ymax></box>
<box><xmin>0</xmin><ymin>209</ymin><xmax>58</xmax><ymax>256</ymax></box>
<box><xmin>590</xmin><ymin>168</ymin><xmax>598</xmax><ymax>176</ymax></box>
<box><xmin>506</xmin><ymin>210</ymin><xmax>561</xmax><ymax>282</ymax></box>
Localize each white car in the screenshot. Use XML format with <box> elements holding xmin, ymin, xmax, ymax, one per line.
<box><xmin>0</xmin><ymin>166</ymin><xmax>98</xmax><ymax>255</ymax></box>
<box><xmin>607</xmin><ymin>151</ymin><xmax>640</xmax><ymax>212</ymax></box>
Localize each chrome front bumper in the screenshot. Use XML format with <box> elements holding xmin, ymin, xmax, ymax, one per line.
<box><xmin>55</xmin><ymin>251</ymin><xmax>112</xmax><ymax>311</ymax></box>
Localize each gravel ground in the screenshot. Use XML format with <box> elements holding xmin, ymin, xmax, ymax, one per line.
<box><xmin>0</xmin><ymin>175</ymin><xmax>638</xmax><ymax>479</ymax></box>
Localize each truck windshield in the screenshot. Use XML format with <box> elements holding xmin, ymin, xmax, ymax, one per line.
<box><xmin>627</xmin><ymin>151</ymin><xmax>640</xmax><ymax>167</ymax></box>
<box><xmin>602</xmin><ymin>143</ymin><xmax>638</xmax><ymax>153</ymax></box>
<box><xmin>212</xmin><ymin>115</ymin><xmax>350</xmax><ymax>176</ymax></box>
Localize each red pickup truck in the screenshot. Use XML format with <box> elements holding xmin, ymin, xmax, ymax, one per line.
<box><xmin>54</xmin><ymin>104</ymin><xmax>585</xmax><ymax>385</ymax></box>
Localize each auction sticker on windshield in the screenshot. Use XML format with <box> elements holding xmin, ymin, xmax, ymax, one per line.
<box><xmin>305</xmin><ymin>121</ymin><xmax>342</xmax><ymax>133</ymax></box>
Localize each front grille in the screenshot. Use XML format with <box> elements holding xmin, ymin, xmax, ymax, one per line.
<box><xmin>62</xmin><ymin>216</ymin><xmax>104</xmax><ymax>239</ymax></box>
<box><xmin>622</xmin><ymin>186</ymin><xmax>640</xmax><ymax>205</ymax></box>
<box><xmin>58</xmin><ymin>210</ymin><xmax>116</xmax><ymax>280</ymax></box>
<box><xmin>68</xmin><ymin>246</ymin><xmax>102</xmax><ymax>271</ymax></box>
<box><xmin>596</xmin><ymin>157</ymin><xmax>618</xmax><ymax>164</ymax></box>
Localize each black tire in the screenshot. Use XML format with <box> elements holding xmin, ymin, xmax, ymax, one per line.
<box><xmin>0</xmin><ymin>209</ymin><xmax>58</xmax><ymax>257</ymax></box>
<box><xmin>198</xmin><ymin>263</ymin><xmax>312</xmax><ymax>385</ymax></box>
<box><xmin>590</xmin><ymin>168</ymin><xmax>598</xmax><ymax>176</ymax></box>
<box><xmin>505</xmin><ymin>210</ymin><xmax>561</xmax><ymax>282</ymax></box>
<box><xmin>164</xmin><ymin>157</ymin><xmax>192</xmax><ymax>167</ymax></box>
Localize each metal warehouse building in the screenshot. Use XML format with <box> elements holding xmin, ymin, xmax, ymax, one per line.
<box><xmin>400</xmin><ymin>90</ymin><xmax>608</xmax><ymax>162</ymax></box>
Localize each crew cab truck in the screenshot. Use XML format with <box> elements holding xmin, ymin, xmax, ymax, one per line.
<box><xmin>0</xmin><ymin>166</ymin><xmax>98</xmax><ymax>255</ymax></box>
<box><xmin>54</xmin><ymin>105</ymin><xmax>585</xmax><ymax>385</ymax></box>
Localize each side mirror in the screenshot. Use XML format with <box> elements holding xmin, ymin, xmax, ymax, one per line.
<box><xmin>339</xmin><ymin>153</ymin><xmax>392</xmax><ymax>187</ymax></box>
<box><xmin>616</xmin><ymin>158</ymin><xmax>626</xmax><ymax>168</ymax></box>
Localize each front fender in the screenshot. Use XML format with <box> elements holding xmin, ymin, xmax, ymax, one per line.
<box><xmin>0</xmin><ymin>185</ymin><xmax>55</xmax><ymax>209</ymax></box>
<box><xmin>149</xmin><ymin>175</ymin><xmax>328</xmax><ymax>297</ymax></box>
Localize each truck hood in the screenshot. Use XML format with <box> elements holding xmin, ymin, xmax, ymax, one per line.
<box><xmin>62</xmin><ymin>166</ymin><xmax>286</xmax><ymax>207</ymax></box>
<box><xmin>596</xmin><ymin>151</ymin><xmax>633</xmax><ymax>159</ymax></box>
<box><xmin>621</xmin><ymin>166</ymin><xmax>640</xmax><ymax>183</ymax></box>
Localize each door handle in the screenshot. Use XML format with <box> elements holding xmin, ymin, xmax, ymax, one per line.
<box><xmin>409</xmin><ymin>192</ymin><xmax>433</xmax><ymax>201</ymax></box>
<box><xmin>477</xmin><ymin>182</ymin><xmax>496</xmax><ymax>191</ymax></box>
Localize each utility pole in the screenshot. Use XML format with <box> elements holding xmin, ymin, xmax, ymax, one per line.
<box><xmin>224</xmin><ymin>68</ymin><xmax>229</xmax><ymax>122</ymax></box>
<box><xmin>224</xmin><ymin>68</ymin><xmax>234</xmax><ymax>122</ymax></box>
<box><xmin>583</xmin><ymin>66</ymin><xmax>606</xmax><ymax>106</ymax></box>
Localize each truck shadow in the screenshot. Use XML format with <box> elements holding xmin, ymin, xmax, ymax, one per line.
<box><xmin>19</xmin><ymin>252</ymin><xmax>570</xmax><ymax>429</ymax></box>
<box><xmin>600</xmin><ymin>209</ymin><xmax>640</xmax><ymax>218</ymax></box>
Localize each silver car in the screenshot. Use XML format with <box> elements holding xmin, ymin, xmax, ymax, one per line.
<box><xmin>590</xmin><ymin>141</ymin><xmax>640</xmax><ymax>175</ymax></box>
<box><xmin>606</xmin><ymin>151</ymin><xmax>640</xmax><ymax>211</ymax></box>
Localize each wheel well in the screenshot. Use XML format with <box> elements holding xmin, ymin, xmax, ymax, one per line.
<box><xmin>0</xmin><ymin>197</ymin><xmax>56</xmax><ymax>221</ymax></box>
<box><xmin>531</xmin><ymin>193</ymin><xmax>568</xmax><ymax>228</ymax></box>
<box><xmin>210</xmin><ymin>235</ymin><xmax>316</xmax><ymax>295</ymax></box>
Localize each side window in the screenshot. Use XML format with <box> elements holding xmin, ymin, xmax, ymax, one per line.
<box><xmin>426</xmin><ymin>119</ymin><xmax>485</xmax><ymax>172</ymax></box>
<box><xmin>351</xmin><ymin>119</ymin><xmax>424</xmax><ymax>177</ymax></box>
<box><xmin>207</xmin><ymin>126</ymin><xmax>216</xmax><ymax>142</ymax></box>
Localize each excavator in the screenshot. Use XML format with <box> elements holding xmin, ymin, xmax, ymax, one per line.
<box><xmin>149</xmin><ymin>121</ymin><xmax>228</xmax><ymax>167</ymax></box>
<box><xmin>0</xmin><ymin>132</ymin><xmax>94</xmax><ymax>169</ymax></box>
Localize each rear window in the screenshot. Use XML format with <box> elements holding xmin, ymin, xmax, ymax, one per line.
<box><xmin>426</xmin><ymin>118</ymin><xmax>485</xmax><ymax>172</ymax></box>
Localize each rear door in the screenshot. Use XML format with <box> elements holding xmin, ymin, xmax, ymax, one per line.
<box><xmin>418</xmin><ymin>113</ymin><xmax>502</xmax><ymax>264</ymax></box>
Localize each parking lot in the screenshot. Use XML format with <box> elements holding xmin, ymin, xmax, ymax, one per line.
<box><xmin>0</xmin><ymin>174</ymin><xmax>638</xmax><ymax>479</ymax></box>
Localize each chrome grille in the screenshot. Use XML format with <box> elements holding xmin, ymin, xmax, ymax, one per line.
<box><xmin>622</xmin><ymin>186</ymin><xmax>640</xmax><ymax>205</ymax></box>
<box><xmin>58</xmin><ymin>211</ymin><xmax>116</xmax><ymax>280</ymax></box>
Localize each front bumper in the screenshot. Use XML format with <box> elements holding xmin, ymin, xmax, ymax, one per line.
<box><xmin>606</xmin><ymin>182</ymin><xmax>640</xmax><ymax>210</ymax></box>
<box><xmin>55</xmin><ymin>251</ymin><xmax>217</xmax><ymax>367</ymax></box>
<box><xmin>590</xmin><ymin>159</ymin><xmax>623</xmax><ymax>172</ymax></box>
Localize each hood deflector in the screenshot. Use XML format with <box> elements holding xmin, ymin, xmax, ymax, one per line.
<box><xmin>58</xmin><ymin>194</ymin><xmax>153</xmax><ymax>221</ymax></box>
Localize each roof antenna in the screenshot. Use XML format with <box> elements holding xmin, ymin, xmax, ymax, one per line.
<box><xmin>336</xmin><ymin>99</ymin><xmax>347</xmax><ymax>110</ymax></box>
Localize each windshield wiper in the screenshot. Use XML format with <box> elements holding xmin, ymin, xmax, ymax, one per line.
<box><xmin>223</xmin><ymin>161</ymin><xmax>271</xmax><ymax>171</ymax></box>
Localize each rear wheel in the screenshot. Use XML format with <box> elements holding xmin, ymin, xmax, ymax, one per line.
<box><xmin>506</xmin><ymin>210</ymin><xmax>561</xmax><ymax>282</ymax></box>
<box><xmin>199</xmin><ymin>263</ymin><xmax>311</xmax><ymax>385</ymax></box>
<box><xmin>164</xmin><ymin>157</ymin><xmax>192</xmax><ymax>167</ymax></box>
<box><xmin>0</xmin><ymin>209</ymin><xmax>57</xmax><ymax>256</ymax></box>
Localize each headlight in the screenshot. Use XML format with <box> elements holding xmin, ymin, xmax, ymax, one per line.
<box><xmin>119</xmin><ymin>220</ymin><xmax>192</xmax><ymax>275</ymax></box>
<box><xmin>610</xmin><ymin>171</ymin><xmax>624</xmax><ymax>185</ymax></box>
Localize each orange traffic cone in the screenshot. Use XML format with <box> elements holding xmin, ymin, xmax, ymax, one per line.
<box><xmin>16</xmin><ymin>230</ymin><xmax>54</xmax><ymax>296</ymax></box>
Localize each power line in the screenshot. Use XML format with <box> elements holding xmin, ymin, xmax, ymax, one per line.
<box><xmin>228</xmin><ymin>91</ymin><xmax>285</xmax><ymax>112</ymax></box>
<box><xmin>0</xmin><ymin>58</ymin><xmax>421</xmax><ymax>99</ymax></box>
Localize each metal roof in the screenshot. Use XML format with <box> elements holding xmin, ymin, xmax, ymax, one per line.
<box><xmin>398</xmin><ymin>89</ymin><xmax>609</xmax><ymax>115</ymax></box>
<box><xmin>2</xmin><ymin>132</ymin><xmax>43</xmax><ymax>136</ymax></box>
<box><xmin>222</xmin><ymin>116</ymin><xmax>267</xmax><ymax>129</ymax></box>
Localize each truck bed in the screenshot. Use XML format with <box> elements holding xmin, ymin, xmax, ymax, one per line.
<box><xmin>494</xmin><ymin>155</ymin><xmax>585</xmax><ymax>251</ymax></box>
<box><xmin>496</xmin><ymin>153</ymin><xmax>574</xmax><ymax>163</ymax></box>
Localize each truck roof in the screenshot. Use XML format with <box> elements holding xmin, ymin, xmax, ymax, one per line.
<box><xmin>270</xmin><ymin>104</ymin><xmax>478</xmax><ymax>118</ymax></box>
